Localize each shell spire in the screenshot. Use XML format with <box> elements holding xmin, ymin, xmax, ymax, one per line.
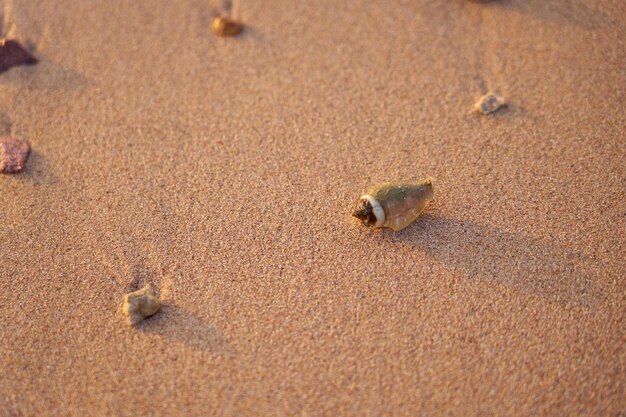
<box><xmin>352</xmin><ymin>178</ymin><xmax>434</xmax><ymax>231</ymax></box>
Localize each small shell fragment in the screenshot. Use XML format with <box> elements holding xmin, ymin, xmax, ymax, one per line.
<box><xmin>474</xmin><ymin>93</ymin><xmax>505</xmax><ymax>114</ymax></box>
<box><xmin>0</xmin><ymin>39</ymin><xmax>38</xmax><ymax>74</ymax></box>
<box><xmin>122</xmin><ymin>285</ymin><xmax>161</xmax><ymax>326</ymax></box>
<box><xmin>352</xmin><ymin>178</ymin><xmax>434</xmax><ymax>231</ymax></box>
<box><xmin>0</xmin><ymin>136</ymin><xmax>31</xmax><ymax>174</ymax></box>
<box><xmin>211</xmin><ymin>16</ymin><xmax>244</xmax><ymax>37</ymax></box>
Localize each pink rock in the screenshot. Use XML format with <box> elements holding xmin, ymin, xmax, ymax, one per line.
<box><xmin>0</xmin><ymin>136</ymin><xmax>31</xmax><ymax>174</ymax></box>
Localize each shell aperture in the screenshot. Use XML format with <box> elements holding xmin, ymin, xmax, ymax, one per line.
<box><xmin>352</xmin><ymin>178</ymin><xmax>434</xmax><ymax>231</ymax></box>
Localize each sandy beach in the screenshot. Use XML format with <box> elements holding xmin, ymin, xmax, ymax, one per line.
<box><xmin>1</xmin><ymin>0</ymin><xmax>624</xmax><ymax>415</ymax></box>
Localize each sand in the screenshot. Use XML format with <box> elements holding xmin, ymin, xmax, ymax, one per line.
<box><xmin>0</xmin><ymin>0</ymin><xmax>624</xmax><ymax>415</ymax></box>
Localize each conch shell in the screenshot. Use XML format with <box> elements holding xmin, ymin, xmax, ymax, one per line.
<box><xmin>352</xmin><ymin>178</ymin><xmax>434</xmax><ymax>231</ymax></box>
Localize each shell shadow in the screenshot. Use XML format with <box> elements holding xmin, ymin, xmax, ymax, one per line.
<box><xmin>388</xmin><ymin>214</ymin><xmax>605</xmax><ymax>308</ymax></box>
<box><xmin>141</xmin><ymin>304</ymin><xmax>234</xmax><ymax>355</ymax></box>
<box><xmin>477</xmin><ymin>0</ymin><xmax>610</xmax><ymax>30</ymax></box>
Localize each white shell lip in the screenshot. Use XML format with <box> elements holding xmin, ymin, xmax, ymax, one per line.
<box><xmin>361</xmin><ymin>195</ymin><xmax>385</xmax><ymax>227</ymax></box>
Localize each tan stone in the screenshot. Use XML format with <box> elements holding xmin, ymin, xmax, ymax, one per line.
<box><xmin>474</xmin><ymin>93</ymin><xmax>505</xmax><ymax>114</ymax></box>
<box><xmin>211</xmin><ymin>16</ymin><xmax>244</xmax><ymax>37</ymax></box>
<box><xmin>122</xmin><ymin>285</ymin><xmax>161</xmax><ymax>326</ymax></box>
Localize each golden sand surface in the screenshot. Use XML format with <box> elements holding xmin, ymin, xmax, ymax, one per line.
<box><xmin>1</xmin><ymin>0</ymin><xmax>624</xmax><ymax>415</ymax></box>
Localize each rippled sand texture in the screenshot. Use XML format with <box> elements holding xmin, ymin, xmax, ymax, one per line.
<box><xmin>0</xmin><ymin>0</ymin><xmax>624</xmax><ymax>416</ymax></box>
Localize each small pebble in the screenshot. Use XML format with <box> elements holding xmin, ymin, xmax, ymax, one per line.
<box><xmin>211</xmin><ymin>16</ymin><xmax>244</xmax><ymax>37</ymax></box>
<box><xmin>474</xmin><ymin>92</ymin><xmax>505</xmax><ymax>114</ymax></box>
<box><xmin>0</xmin><ymin>39</ymin><xmax>38</xmax><ymax>74</ymax></box>
<box><xmin>122</xmin><ymin>285</ymin><xmax>161</xmax><ymax>326</ymax></box>
<box><xmin>0</xmin><ymin>136</ymin><xmax>31</xmax><ymax>174</ymax></box>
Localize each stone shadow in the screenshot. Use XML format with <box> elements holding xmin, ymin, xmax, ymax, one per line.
<box><xmin>8</xmin><ymin>149</ymin><xmax>59</xmax><ymax>186</ymax></box>
<box><xmin>141</xmin><ymin>304</ymin><xmax>234</xmax><ymax>355</ymax></box>
<box><xmin>0</xmin><ymin>51</ymin><xmax>92</xmax><ymax>92</ymax></box>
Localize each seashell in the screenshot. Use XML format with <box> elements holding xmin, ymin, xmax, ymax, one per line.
<box><xmin>352</xmin><ymin>178</ymin><xmax>434</xmax><ymax>231</ymax></box>
<box><xmin>0</xmin><ymin>39</ymin><xmax>38</xmax><ymax>74</ymax></box>
<box><xmin>211</xmin><ymin>16</ymin><xmax>244</xmax><ymax>37</ymax></box>
<box><xmin>474</xmin><ymin>92</ymin><xmax>505</xmax><ymax>114</ymax></box>
<box><xmin>0</xmin><ymin>136</ymin><xmax>31</xmax><ymax>174</ymax></box>
<box><xmin>122</xmin><ymin>285</ymin><xmax>161</xmax><ymax>326</ymax></box>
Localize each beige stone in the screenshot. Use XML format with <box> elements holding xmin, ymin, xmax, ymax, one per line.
<box><xmin>474</xmin><ymin>92</ymin><xmax>505</xmax><ymax>114</ymax></box>
<box><xmin>122</xmin><ymin>285</ymin><xmax>161</xmax><ymax>326</ymax></box>
<box><xmin>211</xmin><ymin>16</ymin><xmax>244</xmax><ymax>37</ymax></box>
